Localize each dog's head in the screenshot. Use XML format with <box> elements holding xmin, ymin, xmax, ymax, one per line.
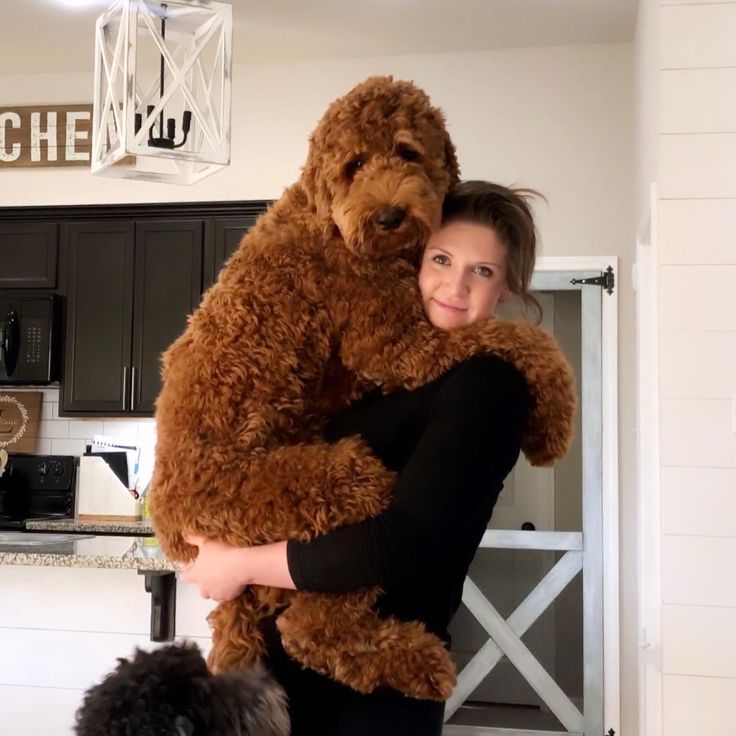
<box><xmin>74</xmin><ymin>643</ymin><xmax>289</xmax><ymax>736</ymax></box>
<box><xmin>302</xmin><ymin>75</ymin><xmax>460</xmax><ymax>259</ymax></box>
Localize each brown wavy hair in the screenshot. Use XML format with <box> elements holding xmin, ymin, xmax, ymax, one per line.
<box><xmin>441</xmin><ymin>180</ymin><xmax>544</xmax><ymax>322</ymax></box>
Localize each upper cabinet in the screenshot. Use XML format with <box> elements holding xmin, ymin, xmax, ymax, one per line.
<box><xmin>61</xmin><ymin>219</ymin><xmax>203</xmax><ymax>415</ymax></box>
<box><xmin>0</xmin><ymin>222</ymin><xmax>58</xmax><ymax>289</ymax></box>
<box><xmin>206</xmin><ymin>215</ymin><xmax>261</xmax><ymax>290</ymax></box>
<box><xmin>0</xmin><ymin>201</ymin><xmax>269</xmax><ymax>417</ymax></box>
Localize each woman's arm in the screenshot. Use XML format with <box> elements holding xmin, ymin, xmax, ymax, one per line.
<box><xmin>289</xmin><ymin>353</ymin><xmax>528</xmax><ymax>593</ymax></box>
<box><xmin>181</xmin><ymin>354</ymin><xmax>527</xmax><ymax>600</ymax></box>
<box><xmin>180</xmin><ymin>538</ymin><xmax>294</xmax><ymax>601</ymax></box>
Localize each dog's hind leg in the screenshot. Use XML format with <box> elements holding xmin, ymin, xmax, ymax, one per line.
<box><xmin>276</xmin><ymin>590</ymin><xmax>456</xmax><ymax>701</ymax></box>
<box><xmin>207</xmin><ymin>587</ymin><xmax>289</xmax><ymax>673</ymax></box>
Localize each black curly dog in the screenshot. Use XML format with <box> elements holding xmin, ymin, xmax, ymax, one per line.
<box><xmin>75</xmin><ymin>642</ymin><xmax>290</xmax><ymax>736</ymax></box>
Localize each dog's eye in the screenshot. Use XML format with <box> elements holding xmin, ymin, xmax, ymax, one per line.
<box><xmin>344</xmin><ymin>157</ymin><xmax>365</xmax><ymax>179</ymax></box>
<box><xmin>397</xmin><ymin>144</ymin><xmax>421</xmax><ymax>163</ymax></box>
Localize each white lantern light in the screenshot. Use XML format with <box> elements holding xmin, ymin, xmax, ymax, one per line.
<box><xmin>92</xmin><ymin>0</ymin><xmax>232</xmax><ymax>185</ymax></box>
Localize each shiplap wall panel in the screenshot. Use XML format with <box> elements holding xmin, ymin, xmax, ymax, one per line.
<box><xmin>0</xmin><ymin>628</ymin><xmax>212</xmax><ymax>690</ymax></box>
<box><xmin>0</xmin><ymin>685</ymin><xmax>82</xmax><ymax>736</ymax></box>
<box><xmin>660</xmin><ymin>134</ymin><xmax>736</xmax><ymax>199</ymax></box>
<box><xmin>0</xmin><ymin>567</ymin><xmax>215</xmax><ymax>639</ymax></box>
<box><xmin>661</xmin><ymin>4</ymin><xmax>736</xmax><ymax>69</ymax></box>
<box><xmin>660</xmin><ymin>399</ymin><xmax>736</xmax><ymax>467</ymax></box>
<box><xmin>659</xmin><ymin>266</ymin><xmax>736</xmax><ymax>331</ymax></box>
<box><xmin>662</xmin><ymin>535</ymin><xmax>736</xmax><ymax>607</ymax></box>
<box><xmin>661</xmin><ymin>466</ymin><xmax>736</xmax><ymax>537</ymax></box>
<box><xmin>663</xmin><ymin>675</ymin><xmax>736</xmax><ymax>736</ymax></box>
<box><xmin>662</xmin><ymin>69</ymin><xmax>736</xmax><ymax>133</ymax></box>
<box><xmin>662</xmin><ymin>604</ymin><xmax>736</xmax><ymax>677</ymax></box>
<box><xmin>659</xmin><ymin>331</ymin><xmax>736</xmax><ymax>397</ymax></box>
<box><xmin>659</xmin><ymin>200</ymin><xmax>736</xmax><ymax>265</ymax></box>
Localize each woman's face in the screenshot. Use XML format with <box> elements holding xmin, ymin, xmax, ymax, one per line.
<box><xmin>418</xmin><ymin>220</ymin><xmax>511</xmax><ymax>331</ymax></box>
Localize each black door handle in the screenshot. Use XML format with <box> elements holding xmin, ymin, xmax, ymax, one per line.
<box><xmin>521</xmin><ymin>521</ymin><xmax>536</xmax><ymax>531</ymax></box>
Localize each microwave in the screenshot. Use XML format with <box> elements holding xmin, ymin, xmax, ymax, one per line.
<box><xmin>0</xmin><ymin>294</ymin><xmax>61</xmax><ymax>385</ymax></box>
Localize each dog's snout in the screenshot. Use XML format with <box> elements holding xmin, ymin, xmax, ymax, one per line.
<box><xmin>376</xmin><ymin>206</ymin><xmax>406</xmax><ymax>231</ymax></box>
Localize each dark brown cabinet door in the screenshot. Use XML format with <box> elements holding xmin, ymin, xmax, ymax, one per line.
<box><xmin>131</xmin><ymin>220</ymin><xmax>204</xmax><ymax>413</ymax></box>
<box><xmin>61</xmin><ymin>222</ymin><xmax>135</xmax><ymax>413</ymax></box>
<box><xmin>207</xmin><ymin>216</ymin><xmax>259</xmax><ymax>288</ymax></box>
<box><xmin>0</xmin><ymin>222</ymin><xmax>58</xmax><ymax>288</ymax></box>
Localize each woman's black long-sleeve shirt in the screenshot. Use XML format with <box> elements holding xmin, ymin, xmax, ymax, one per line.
<box><xmin>286</xmin><ymin>353</ymin><xmax>529</xmax><ymax>642</ymax></box>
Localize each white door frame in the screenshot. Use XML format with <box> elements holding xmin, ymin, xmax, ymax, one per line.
<box><xmin>537</xmin><ymin>255</ymin><xmax>620</xmax><ymax>736</ymax></box>
<box><xmin>444</xmin><ymin>256</ymin><xmax>620</xmax><ymax>736</ymax></box>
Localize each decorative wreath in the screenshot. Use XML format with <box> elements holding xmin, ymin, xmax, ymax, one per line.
<box><xmin>0</xmin><ymin>395</ymin><xmax>29</xmax><ymax>449</ymax></box>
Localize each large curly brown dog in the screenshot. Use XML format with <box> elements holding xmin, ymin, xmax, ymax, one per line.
<box><xmin>150</xmin><ymin>76</ymin><xmax>575</xmax><ymax>701</ymax></box>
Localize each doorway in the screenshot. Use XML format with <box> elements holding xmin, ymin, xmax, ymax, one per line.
<box><xmin>444</xmin><ymin>264</ymin><xmax>618</xmax><ymax>736</ymax></box>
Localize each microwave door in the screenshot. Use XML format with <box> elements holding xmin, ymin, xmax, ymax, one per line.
<box><xmin>1</xmin><ymin>308</ymin><xmax>20</xmax><ymax>377</ymax></box>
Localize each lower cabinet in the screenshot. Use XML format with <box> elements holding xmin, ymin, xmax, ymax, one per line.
<box><xmin>61</xmin><ymin>220</ymin><xmax>203</xmax><ymax>416</ymax></box>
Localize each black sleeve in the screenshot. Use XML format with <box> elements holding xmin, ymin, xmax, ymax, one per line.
<box><xmin>287</xmin><ymin>355</ymin><xmax>529</xmax><ymax>593</ymax></box>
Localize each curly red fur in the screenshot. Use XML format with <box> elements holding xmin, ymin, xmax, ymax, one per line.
<box><xmin>150</xmin><ymin>76</ymin><xmax>576</xmax><ymax>702</ymax></box>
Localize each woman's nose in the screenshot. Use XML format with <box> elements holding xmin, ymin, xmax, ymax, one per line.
<box><xmin>445</xmin><ymin>272</ymin><xmax>469</xmax><ymax>296</ymax></box>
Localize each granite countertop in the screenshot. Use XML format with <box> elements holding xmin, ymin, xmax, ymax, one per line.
<box><xmin>24</xmin><ymin>518</ymin><xmax>155</xmax><ymax>536</ymax></box>
<box><xmin>0</xmin><ymin>533</ymin><xmax>176</xmax><ymax>572</ymax></box>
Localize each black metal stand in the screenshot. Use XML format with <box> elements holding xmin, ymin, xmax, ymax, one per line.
<box><xmin>139</xmin><ymin>570</ymin><xmax>176</xmax><ymax>642</ymax></box>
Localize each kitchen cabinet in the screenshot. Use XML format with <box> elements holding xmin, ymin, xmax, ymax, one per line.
<box><xmin>61</xmin><ymin>220</ymin><xmax>203</xmax><ymax>415</ymax></box>
<box><xmin>206</xmin><ymin>215</ymin><xmax>261</xmax><ymax>289</ymax></box>
<box><xmin>0</xmin><ymin>222</ymin><xmax>58</xmax><ymax>289</ymax></box>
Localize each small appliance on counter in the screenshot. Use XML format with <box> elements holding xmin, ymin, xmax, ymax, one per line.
<box><xmin>0</xmin><ymin>453</ymin><xmax>76</xmax><ymax>530</ymax></box>
<box><xmin>0</xmin><ymin>293</ymin><xmax>61</xmax><ymax>385</ymax></box>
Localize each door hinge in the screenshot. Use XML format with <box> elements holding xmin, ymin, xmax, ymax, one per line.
<box><xmin>570</xmin><ymin>265</ymin><xmax>615</xmax><ymax>295</ymax></box>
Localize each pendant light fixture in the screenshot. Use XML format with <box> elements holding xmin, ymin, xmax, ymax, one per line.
<box><xmin>91</xmin><ymin>0</ymin><xmax>232</xmax><ymax>185</ymax></box>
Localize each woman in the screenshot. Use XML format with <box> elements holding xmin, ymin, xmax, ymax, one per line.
<box><xmin>182</xmin><ymin>181</ymin><xmax>559</xmax><ymax>735</ymax></box>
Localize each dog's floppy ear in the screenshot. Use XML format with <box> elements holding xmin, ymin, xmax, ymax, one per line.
<box><xmin>301</xmin><ymin>133</ymin><xmax>333</xmax><ymax>223</ymax></box>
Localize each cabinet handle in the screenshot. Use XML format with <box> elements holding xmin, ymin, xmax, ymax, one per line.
<box><xmin>122</xmin><ymin>365</ymin><xmax>128</xmax><ymax>411</ymax></box>
<box><xmin>130</xmin><ymin>366</ymin><xmax>136</xmax><ymax>412</ymax></box>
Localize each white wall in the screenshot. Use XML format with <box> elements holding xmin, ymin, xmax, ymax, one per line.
<box><xmin>636</xmin><ymin>1</ymin><xmax>736</xmax><ymax>735</ymax></box>
<box><xmin>1</xmin><ymin>44</ymin><xmax>636</xmax><ymax>734</ymax></box>
<box><xmin>657</xmin><ymin>3</ymin><xmax>736</xmax><ymax>735</ymax></box>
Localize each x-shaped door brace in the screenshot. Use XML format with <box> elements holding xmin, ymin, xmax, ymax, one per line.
<box><xmin>445</xmin><ymin>531</ymin><xmax>584</xmax><ymax>735</ymax></box>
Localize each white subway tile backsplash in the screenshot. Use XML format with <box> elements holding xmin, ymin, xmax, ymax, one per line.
<box><xmin>659</xmin><ymin>266</ymin><xmax>736</xmax><ymax>331</ymax></box>
<box><xmin>660</xmin><ymin>134</ymin><xmax>736</xmax><ymax>199</ymax></box>
<box><xmin>100</xmin><ymin>420</ymin><xmax>142</xmax><ymax>442</ymax></box>
<box><xmin>659</xmin><ymin>331</ymin><xmax>736</xmax><ymax>398</ymax></box>
<box><xmin>662</xmin><ymin>69</ymin><xmax>736</xmax><ymax>134</ymax></box>
<box><xmin>661</xmin><ymin>4</ymin><xmax>736</xmax><ymax>69</ymax></box>
<box><xmin>33</xmin><ymin>439</ymin><xmax>52</xmax><ymax>455</ymax></box>
<box><xmin>662</xmin><ymin>535</ymin><xmax>736</xmax><ymax>606</ymax></box>
<box><xmin>37</xmin><ymin>420</ymin><xmax>69</xmax><ymax>440</ymax></box>
<box><xmin>659</xmin><ymin>199</ymin><xmax>736</xmax><ymax>266</ymax></box>
<box><xmin>662</xmin><ymin>466</ymin><xmax>736</xmax><ymax>537</ymax></box>
<box><xmin>661</xmin><ymin>399</ymin><xmax>736</xmax><ymax>467</ymax></box>
<box><xmin>67</xmin><ymin>419</ymin><xmax>105</xmax><ymax>440</ymax></box>
<box><xmin>50</xmin><ymin>438</ymin><xmax>88</xmax><ymax>456</ymax></box>
<box><xmin>663</xmin><ymin>604</ymin><xmax>736</xmax><ymax>678</ymax></box>
<box><xmin>663</xmin><ymin>674</ymin><xmax>736</xmax><ymax>736</ymax></box>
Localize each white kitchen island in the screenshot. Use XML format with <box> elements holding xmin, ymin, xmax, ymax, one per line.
<box><xmin>0</xmin><ymin>528</ymin><xmax>216</xmax><ymax>736</ymax></box>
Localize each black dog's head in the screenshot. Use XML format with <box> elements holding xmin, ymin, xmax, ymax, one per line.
<box><xmin>75</xmin><ymin>642</ymin><xmax>289</xmax><ymax>736</ymax></box>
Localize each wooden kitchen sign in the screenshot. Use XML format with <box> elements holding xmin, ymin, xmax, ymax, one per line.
<box><xmin>0</xmin><ymin>104</ymin><xmax>93</xmax><ymax>168</ymax></box>
<box><xmin>0</xmin><ymin>391</ymin><xmax>41</xmax><ymax>453</ymax></box>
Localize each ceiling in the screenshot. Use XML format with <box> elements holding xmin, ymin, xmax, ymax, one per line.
<box><xmin>3</xmin><ymin>0</ymin><xmax>640</xmax><ymax>75</ymax></box>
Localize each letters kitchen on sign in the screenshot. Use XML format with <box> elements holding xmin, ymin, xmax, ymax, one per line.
<box><xmin>0</xmin><ymin>104</ymin><xmax>92</xmax><ymax>168</ymax></box>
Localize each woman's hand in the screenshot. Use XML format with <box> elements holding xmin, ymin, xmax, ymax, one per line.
<box><xmin>179</xmin><ymin>534</ymin><xmax>251</xmax><ymax>602</ymax></box>
<box><xmin>179</xmin><ymin>536</ymin><xmax>296</xmax><ymax>600</ymax></box>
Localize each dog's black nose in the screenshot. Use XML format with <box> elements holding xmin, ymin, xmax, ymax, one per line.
<box><xmin>376</xmin><ymin>206</ymin><xmax>406</xmax><ymax>230</ymax></box>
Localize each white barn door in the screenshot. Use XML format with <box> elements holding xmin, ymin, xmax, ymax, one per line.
<box><xmin>444</xmin><ymin>269</ymin><xmax>609</xmax><ymax>736</ymax></box>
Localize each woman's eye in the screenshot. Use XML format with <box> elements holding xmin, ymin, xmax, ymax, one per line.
<box><xmin>432</xmin><ymin>254</ymin><xmax>450</xmax><ymax>265</ymax></box>
<box><xmin>397</xmin><ymin>144</ymin><xmax>421</xmax><ymax>162</ymax></box>
<box><xmin>474</xmin><ymin>266</ymin><xmax>493</xmax><ymax>278</ymax></box>
<box><xmin>344</xmin><ymin>157</ymin><xmax>365</xmax><ymax>179</ymax></box>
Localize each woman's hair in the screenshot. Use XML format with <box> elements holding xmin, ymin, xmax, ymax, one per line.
<box><xmin>441</xmin><ymin>180</ymin><xmax>544</xmax><ymax>322</ymax></box>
